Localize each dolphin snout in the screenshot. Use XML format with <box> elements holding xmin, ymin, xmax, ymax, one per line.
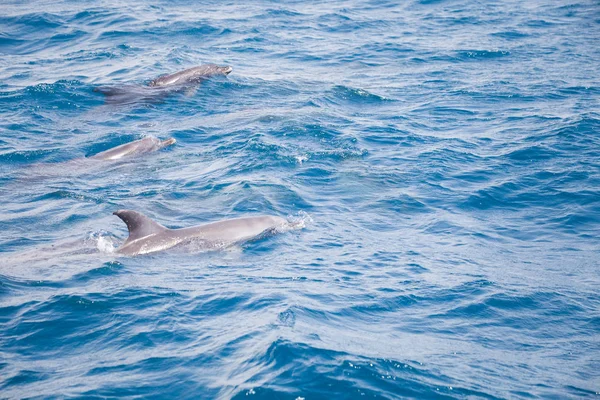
<box><xmin>162</xmin><ymin>138</ymin><xmax>176</xmax><ymax>147</ymax></box>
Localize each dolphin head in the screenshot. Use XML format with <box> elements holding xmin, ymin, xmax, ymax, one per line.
<box><xmin>194</xmin><ymin>64</ymin><xmax>232</xmax><ymax>77</ymax></box>
<box><xmin>218</xmin><ymin>65</ymin><xmax>233</xmax><ymax>75</ymax></box>
<box><xmin>161</xmin><ymin>137</ymin><xmax>176</xmax><ymax>147</ymax></box>
<box><xmin>134</xmin><ymin>136</ymin><xmax>176</xmax><ymax>153</ymax></box>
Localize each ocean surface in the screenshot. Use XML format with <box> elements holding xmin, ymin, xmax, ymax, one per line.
<box><xmin>1</xmin><ymin>0</ymin><xmax>599</xmax><ymax>398</ymax></box>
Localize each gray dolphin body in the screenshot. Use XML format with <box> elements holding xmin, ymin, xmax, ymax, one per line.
<box><xmin>90</xmin><ymin>137</ymin><xmax>176</xmax><ymax>161</ymax></box>
<box><xmin>95</xmin><ymin>64</ymin><xmax>232</xmax><ymax>103</ymax></box>
<box><xmin>149</xmin><ymin>64</ymin><xmax>233</xmax><ymax>87</ymax></box>
<box><xmin>113</xmin><ymin>210</ymin><xmax>286</xmax><ymax>256</ymax></box>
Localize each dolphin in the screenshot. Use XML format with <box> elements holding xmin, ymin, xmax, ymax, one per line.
<box><xmin>95</xmin><ymin>64</ymin><xmax>232</xmax><ymax>103</ymax></box>
<box><xmin>149</xmin><ymin>64</ymin><xmax>233</xmax><ymax>87</ymax></box>
<box><xmin>19</xmin><ymin>136</ymin><xmax>175</xmax><ymax>182</ymax></box>
<box><xmin>90</xmin><ymin>136</ymin><xmax>176</xmax><ymax>161</ymax></box>
<box><xmin>112</xmin><ymin>210</ymin><xmax>286</xmax><ymax>256</ymax></box>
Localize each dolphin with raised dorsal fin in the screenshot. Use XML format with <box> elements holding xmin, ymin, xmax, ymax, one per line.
<box><xmin>112</xmin><ymin>210</ymin><xmax>286</xmax><ymax>256</ymax></box>
<box><xmin>90</xmin><ymin>137</ymin><xmax>176</xmax><ymax>161</ymax></box>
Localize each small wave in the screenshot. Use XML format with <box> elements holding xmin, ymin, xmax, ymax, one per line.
<box><xmin>0</xmin><ymin>35</ymin><xmax>27</xmax><ymax>54</ymax></box>
<box><xmin>244</xmin><ymin>132</ymin><xmax>367</xmax><ymax>165</ymax></box>
<box><xmin>223</xmin><ymin>338</ymin><xmax>491</xmax><ymax>399</ymax></box>
<box><xmin>32</xmin><ymin>190</ymin><xmax>104</xmax><ymax>204</ymax></box>
<box><xmin>71</xmin><ymin>10</ymin><xmax>136</xmax><ymax>27</ymax></box>
<box><xmin>456</xmin><ymin>49</ymin><xmax>511</xmax><ymax>61</ymax></box>
<box><xmin>491</xmin><ymin>30</ymin><xmax>529</xmax><ymax>40</ymax></box>
<box><xmin>328</xmin><ymin>85</ymin><xmax>392</xmax><ymax>105</ymax></box>
<box><xmin>21</xmin><ymin>80</ymin><xmax>96</xmax><ymax>110</ymax></box>
<box><xmin>258</xmin><ymin>8</ymin><xmax>305</xmax><ymax>18</ymax></box>
<box><xmin>1</xmin><ymin>12</ymin><xmax>63</xmax><ymax>31</ymax></box>
<box><xmin>295</xmin><ymin>146</ymin><xmax>368</xmax><ymax>162</ymax></box>
<box><xmin>546</xmin><ymin>116</ymin><xmax>600</xmax><ymax>146</ymax></box>
<box><xmin>70</xmin><ymin>261</ymin><xmax>125</xmax><ymax>283</ymax></box>
<box><xmin>0</xmin><ymin>149</ymin><xmax>57</xmax><ymax>164</ymax></box>
<box><xmin>63</xmin><ymin>49</ymin><xmax>117</xmax><ymax>62</ymax></box>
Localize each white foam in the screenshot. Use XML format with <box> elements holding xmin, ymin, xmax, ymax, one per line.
<box><xmin>282</xmin><ymin>211</ymin><xmax>313</xmax><ymax>231</ymax></box>
<box><xmin>295</xmin><ymin>154</ymin><xmax>309</xmax><ymax>164</ymax></box>
<box><xmin>90</xmin><ymin>231</ymin><xmax>118</xmax><ymax>254</ymax></box>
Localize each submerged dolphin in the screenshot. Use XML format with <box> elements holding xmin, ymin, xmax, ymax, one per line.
<box><xmin>90</xmin><ymin>136</ymin><xmax>176</xmax><ymax>161</ymax></box>
<box><xmin>95</xmin><ymin>64</ymin><xmax>232</xmax><ymax>103</ymax></box>
<box><xmin>113</xmin><ymin>210</ymin><xmax>286</xmax><ymax>256</ymax></box>
<box><xmin>20</xmin><ymin>136</ymin><xmax>175</xmax><ymax>182</ymax></box>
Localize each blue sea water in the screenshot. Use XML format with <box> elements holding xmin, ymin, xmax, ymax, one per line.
<box><xmin>1</xmin><ymin>0</ymin><xmax>599</xmax><ymax>398</ymax></box>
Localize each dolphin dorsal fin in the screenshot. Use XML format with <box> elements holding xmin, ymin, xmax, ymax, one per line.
<box><xmin>113</xmin><ymin>210</ymin><xmax>167</xmax><ymax>244</ymax></box>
